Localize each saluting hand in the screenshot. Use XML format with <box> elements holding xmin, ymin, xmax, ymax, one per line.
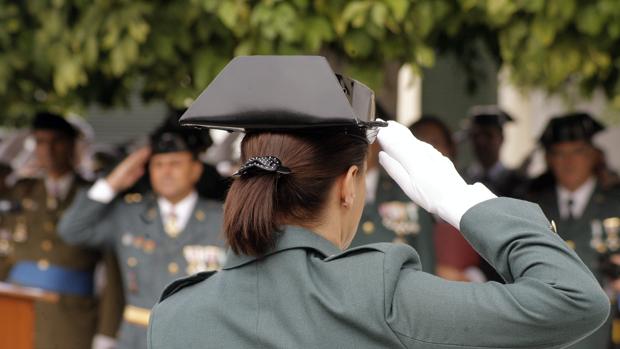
<box><xmin>377</xmin><ymin>120</ymin><xmax>495</xmax><ymax>228</ymax></box>
<box><xmin>105</xmin><ymin>147</ymin><xmax>151</xmax><ymax>193</ymax></box>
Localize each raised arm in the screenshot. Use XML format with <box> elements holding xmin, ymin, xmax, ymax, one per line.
<box><xmin>59</xmin><ymin>147</ymin><xmax>150</xmax><ymax>247</ymax></box>
<box><xmin>378</xmin><ymin>121</ymin><xmax>609</xmax><ymax>348</ymax></box>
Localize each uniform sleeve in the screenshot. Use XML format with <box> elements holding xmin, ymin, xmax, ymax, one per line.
<box><xmin>385</xmin><ymin>197</ymin><xmax>610</xmax><ymax>349</ymax></box>
<box><xmin>58</xmin><ymin>188</ymin><xmax>119</xmax><ymax>247</ymax></box>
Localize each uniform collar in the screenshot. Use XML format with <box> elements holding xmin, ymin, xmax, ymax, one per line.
<box><xmin>556</xmin><ymin>177</ymin><xmax>597</xmax><ymax>219</ymax></box>
<box><xmin>223</xmin><ymin>225</ymin><xmax>341</xmax><ymax>270</ymax></box>
<box><xmin>44</xmin><ymin>172</ymin><xmax>75</xmax><ymax>200</ymax></box>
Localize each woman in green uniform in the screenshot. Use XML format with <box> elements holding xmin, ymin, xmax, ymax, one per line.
<box><xmin>148</xmin><ymin>56</ymin><xmax>609</xmax><ymax>349</ymax></box>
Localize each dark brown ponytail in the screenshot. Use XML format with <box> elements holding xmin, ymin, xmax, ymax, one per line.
<box><xmin>223</xmin><ymin>131</ymin><xmax>368</xmax><ymax>256</ymax></box>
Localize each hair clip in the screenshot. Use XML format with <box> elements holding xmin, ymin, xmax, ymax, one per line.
<box><xmin>233</xmin><ymin>156</ymin><xmax>292</xmax><ymax>177</ymax></box>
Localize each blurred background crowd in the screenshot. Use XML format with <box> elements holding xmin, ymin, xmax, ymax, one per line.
<box><xmin>2</xmin><ymin>1</ymin><xmax>620</xmax><ymax>348</ymax></box>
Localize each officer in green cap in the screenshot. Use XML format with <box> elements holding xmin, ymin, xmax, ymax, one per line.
<box><xmin>59</xmin><ymin>122</ymin><xmax>225</xmax><ymax>349</ymax></box>
<box><xmin>148</xmin><ymin>56</ymin><xmax>608</xmax><ymax>349</ymax></box>
<box><xmin>0</xmin><ymin>112</ymin><xmax>123</xmax><ymax>349</ymax></box>
<box><xmin>528</xmin><ymin>111</ymin><xmax>620</xmax><ymax>349</ymax></box>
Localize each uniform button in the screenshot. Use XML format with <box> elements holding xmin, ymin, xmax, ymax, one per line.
<box><xmin>195</xmin><ymin>210</ymin><xmax>206</xmax><ymax>222</ymax></box>
<box><xmin>168</xmin><ymin>262</ymin><xmax>179</xmax><ymax>274</ymax></box>
<box><xmin>37</xmin><ymin>259</ymin><xmax>50</xmax><ymax>270</ymax></box>
<box><xmin>550</xmin><ymin>220</ymin><xmax>557</xmax><ymax>234</ymax></box>
<box><xmin>127</xmin><ymin>257</ymin><xmax>138</xmax><ymax>267</ymax></box>
<box><xmin>41</xmin><ymin>240</ymin><xmax>53</xmax><ymax>252</ymax></box>
<box><xmin>362</xmin><ymin>221</ymin><xmax>375</xmax><ymax>235</ymax></box>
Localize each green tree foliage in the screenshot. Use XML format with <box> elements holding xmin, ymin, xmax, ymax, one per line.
<box><xmin>1</xmin><ymin>0</ymin><xmax>620</xmax><ymax>125</ymax></box>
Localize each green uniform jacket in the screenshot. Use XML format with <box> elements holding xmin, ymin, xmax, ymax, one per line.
<box><xmin>350</xmin><ymin>171</ymin><xmax>435</xmax><ymax>273</ymax></box>
<box><xmin>148</xmin><ymin>198</ymin><xmax>609</xmax><ymax>348</ymax></box>
<box><xmin>0</xmin><ymin>177</ymin><xmax>124</xmax><ymax>349</ymax></box>
<box><xmin>59</xmin><ymin>190</ymin><xmax>225</xmax><ymax>349</ymax></box>
<box><xmin>529</xmin><ymin>184</ymin><xmax>620</xmax><ymax>349</ymax></box>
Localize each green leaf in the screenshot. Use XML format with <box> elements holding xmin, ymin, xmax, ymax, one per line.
<box><xmin>343</xmin><ymin>30</ymin><xmax>373</xmax><ymax>58</ymax></box>
<box><xmin>384</xmin><ymin>0</ymin><xmax>410</xmax><ymax>21</ymax></box>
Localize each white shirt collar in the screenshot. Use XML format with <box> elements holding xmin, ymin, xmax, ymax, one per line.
<box><xmin>365</xmin><ymin>167</ymin><xmax>380</xmax><ymax>204</ymax></box>
<box><xmin>44</xmin><ymin>173</ymin><xmax>75</xmax><ymax>200</ymax></box>
<box><xmin>556</xmin><ymin>177</ymin><xmax>597</xmax><ymax>220</ymax></box>
<box><xmin>158</xmin><ymin>191</ymin><xmax>198</xmax><ymax>233</ymax></box>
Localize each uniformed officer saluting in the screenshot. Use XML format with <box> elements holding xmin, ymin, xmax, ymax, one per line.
<box><xmin>59</xmin><ymin>124</ymin><xmax>226</xmax><ymax>349</ymax></box>
<box><xmin>148</xmin><ymin>56</ymin><xmax>609</xmax><ymax>349</ymax></box>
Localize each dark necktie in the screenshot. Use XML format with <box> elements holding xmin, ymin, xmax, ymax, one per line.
<box><xmin>567</xmin><ymin>198</ymin><xmax>574</xmax><ymax>220</ymax></box>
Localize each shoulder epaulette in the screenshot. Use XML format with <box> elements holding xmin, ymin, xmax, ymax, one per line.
<box><xmin>159</xmin><ymin>271</ymin><xmax>217</xmax><ymax>302</ymax></box>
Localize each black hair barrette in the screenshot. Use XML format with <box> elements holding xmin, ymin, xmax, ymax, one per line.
<box><xmin>233</xmin><ymin>156</ymin><xmax>292</xmax><ymax>177</ymax></box>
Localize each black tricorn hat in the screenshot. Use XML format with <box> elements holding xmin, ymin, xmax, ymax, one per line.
<box><xmin>32</xmin><ymin>112</ymin><xmax>79</xmax><ymax>139</ymax></box>
<box><xmin>539</xmin><ymin>112</ymin><xmax>605</xmax><ymax>148</ymax></box>
<box><xmin>179</xmin><ymin>56</ymin><xmax>385</xmax><ymax>132</ymax></box>
<box><xmin>467</xmin><ymin>105</ymin><xmax>514</xmax><ymax>129</ymax></box>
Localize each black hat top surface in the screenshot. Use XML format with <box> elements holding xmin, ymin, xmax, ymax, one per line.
<box><xmin>179</xmin><ymin>55</ymin><xmax>384</xmax><ymax>132</ymax></box>
<box><xmin>468</xmin><ymin>105</ymin><xmax>514</xmax><ymax>128</ymax></box>
<box><xmin>32</xmin><ymin>112</ymin><xmax>78</xmax><ymax>138</ymax></box>
<box><xmin>540</xmin><ymin>112</ymin><xmax>605</xmax><ymax>147</ymax></box>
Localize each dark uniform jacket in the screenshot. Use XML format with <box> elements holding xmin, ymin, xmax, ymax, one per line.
<box><xmin>529</xmin><ymin>184</ymin><xmax>620</xmax><ymax>349</ymax></box>
<box><xmin>59</xmin><ymin>189</ymin><xmax>225</xmax><ymax>349</ymax></box>
<box><xmin>0</xmin><ymin>177</ymin><xmax>123</xmax><ymax>349</ymax></box>
<box><xmin>148</xmin><ymin>198</ymin><xmax>609</xmax><ymax>349</ymax></box>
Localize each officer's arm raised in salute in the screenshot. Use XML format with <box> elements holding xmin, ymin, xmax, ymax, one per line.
<box><xmin>378</xmin><ymin>121</ymin><xmax>609</xmax><ymax>348</ymax></box>
<box><xmin>59</xmin><ymin>147</ymin><xmax>151</xmax><ymax>247</ymax></box>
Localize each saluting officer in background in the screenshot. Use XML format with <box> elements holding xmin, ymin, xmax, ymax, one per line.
<box><xmin>0</xmin><ymin>112</ymin><xmax>123</xmax><ymax>349</ymax></box>
<box><xmin>59</xmin><ymin>122</ymin><xmax>226</xmax><ymax>349</ymax></box>
<box><xmin>528</xmin><ymin>112</ymin><xmax>620</xmax><ymax>349</ymax></box>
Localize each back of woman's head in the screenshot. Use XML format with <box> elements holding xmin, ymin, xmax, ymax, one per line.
<box><xmin>224</xmin><ymin>131</ymin><xmax>368</xmax><ymax>256</ymax></box>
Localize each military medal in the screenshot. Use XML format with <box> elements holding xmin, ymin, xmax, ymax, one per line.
<box><xmin>378</xmin><ymin>201</ymin><xmax>420</xmax><ymax>243</ymax></box>
<box><xmin>590</xmin><ymin>219</ymin><xmax>607</xmax><ymax>253</ymax></box>
<box><xmin>122</xmin><ymin>233</ymin><xmax>134</xmax><ymax>246</ymax></box>
<box><xmin>143</xmin><ymin>240</ymin><xmax>156</xmax><ymax>254</ymax></box>
<box><xmin>184</xmin><ymin>245</ymin><xmax>226</xmax><ymax>274</ymax></box>
<box><xmin>603</xmin><ymin>217</ymin><xmax>620</xmax><ymax>252</ymax></box>
<box><xmin>133</xmin><ymin>236</ymin><xmax>144</xmax><ymax>249</ymax></box>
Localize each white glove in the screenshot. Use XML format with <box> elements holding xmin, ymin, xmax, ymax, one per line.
<box><xmin>377</xmin><ymin>120</ymin><xmax>496</xmax><ymax>228</ymax></box>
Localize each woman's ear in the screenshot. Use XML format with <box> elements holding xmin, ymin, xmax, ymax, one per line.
<box><xmin>340</xmin><ymin>165</ymin><xmax>359</xmax><ymax>208</ymax></box>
